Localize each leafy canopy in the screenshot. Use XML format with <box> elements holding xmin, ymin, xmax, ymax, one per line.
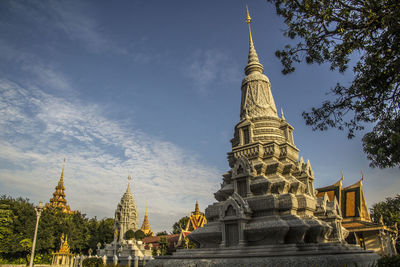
<box><xmin>370</xmin><ymin>194</ymin><xmax>400</xmax><ymax>252</ymax></box>
<box><xmin>268</xmin><ymin>0</ymin><xmax>400</xmax><ymax>168</ymax></box>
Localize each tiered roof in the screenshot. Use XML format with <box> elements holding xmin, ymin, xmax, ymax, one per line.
<box><xmin>140</xmin><ymin>203</ymin><xmax>153</xmax><ymax>236</ymax></box>
<box><xmin>47</xmin><ymin>159</ymin><xmax>72</xmax><ymax>214</ymax></box>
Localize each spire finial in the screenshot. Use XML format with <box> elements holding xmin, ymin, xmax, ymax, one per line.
<box><xmin>127</xmin><ymin>175</ymin><xmax>132</xmax><ymax>191</ymax></box>
<box><xmin>340</xmin><ymin>170</ymin><xmax>344</xmax><ymax>181</ymax></box>
<box><xmin>195</xmin><ymin>200</ymin><xmax>200</xmax><ymax>215</ymax></box>
<box><xmin>246</xmin><ymin>5</ymin><xmax>253</xmax><ymax>46</ymax></box>
<box><xmin>60</xmin><ymin>158</ymin><xmax>66</xmax><ymax>181</ymax></box>
<box><xmin>145</xmin><ymin>200</ymin><xmax>148</xmax><ymax>215</ymax></box>
<box><xmin>281</xmin><ymin>108</ymin><xmax>286</xmax><ymax>120</ymax></box>
<box><xmin>361</xmin><ymin>170</ymin><xmax>365</xmax><ymax>181</ymax></box>
<box><xmin>244</xmin><ymin>6</ymin><xmax>264</xmax><ymax>75</ymax></box>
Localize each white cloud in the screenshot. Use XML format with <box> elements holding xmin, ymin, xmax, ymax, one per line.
<box><xmin>183</xmin><ymin>49</ymin><xmax>241</xmax><ymax>93</ymax></box>
<box><xmin>0</xmin><ymin>80</ymin><xmax>220</xmax><ymax>233</ymax></box>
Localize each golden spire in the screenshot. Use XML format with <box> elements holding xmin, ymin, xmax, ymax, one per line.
<box><xmin>246</xmin><ymin>5</ymin><xmax>253</xmax><ymax>46</ymax></box>
<box><xmin>60</xmin><ymin>158</ymin><xmax>66</xmax><ymax>182</ymax></box>
<box><xmin>195</xmin><ymin>200</ymin><xmax>200</xmax><ymax>215</ymax></box>
<box><xmin>244</xmin><ymin>6</ymin><xmax>263</xmax><ymax>75</ymax></box>
<box><xmin>46</xmin><ymin>159</ymin><xmax>73</xmax><ymax>214</ymax></box>
<box><xmin>140</xmin><ymin>201</ymin><xmax>153</xmax><ymax>236</ymax></box>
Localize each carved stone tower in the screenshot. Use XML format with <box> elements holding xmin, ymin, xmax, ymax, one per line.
<box><xmin>147</xmin><ymin>6</ymin><xmax>379</xmax><ymax>267</ymax></box>
<box><xmin>47</xmin><ymin>159</ymin><xmax>73</xmax><ymax>214</ymax></box>
<box><xmin>114</xmin><ymin>176</ymin><xmax>139</xmax><ymax>243</ymax></box>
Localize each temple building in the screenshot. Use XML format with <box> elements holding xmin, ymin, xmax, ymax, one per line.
<box><xmin>316</xmin><ymin>172</ymin><xmax>398</xmax><ymax>255</ymax></box>
<box><xmin>114</xmin><ymin>176</ymin><xmax>139</xmax><ymax>243</ymax></box>
<box><xmin>46</xmin><ymin>159</ymin><xmax>73</xmax><ymax>214</ymax></box>
<box><xmin>99</xmin><ymin>176</ymin><xmax>153</xmax><ymax>265</ymax></box>
<box><xmin>148</xmin><ymin>7</ymin><xmax>378</xmax><ymax>266</ymax></box>
<box><xmin>140</xmin><ymin>203</ymin><xmax>154</xmax><ymax>236</ymax></box>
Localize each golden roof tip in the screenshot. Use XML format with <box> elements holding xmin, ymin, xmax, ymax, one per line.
<box><xmin>340</xmin><ymin>170</ymin><xmax>344</xmax><ymax>181</ymax></box>
<box><xmin>245</xmin><ymin>5</ymin><xmax>253</xmax><ymax>46</ymax></box>
<box><xmin>60</xmin><ymin>158</ymin><xmax>66</xmax><ymax>181</ymax></box>
<box><xmin>361</xmin><ymin>170</ymin><xmax>365</xmax><ymax>181</ymax></box>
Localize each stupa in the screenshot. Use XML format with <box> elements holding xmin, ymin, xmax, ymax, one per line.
<box><xmin>46</xmin><ymin>159</ymin><xmax>73</xmax><ymax>214</ymax></box>
<box><xmin>147</xmin><ymin>7</ymin><xmax>379</xmax><ymax>267</ymax></box>
<box><xmin>140</xmin><ymin>203</ymin><xmax>154</xmax><ymax>236</ymax></box>
<box><xmin>99</xmin><ymin>176</ymin><xmax>152</xmax><ymax>265</ymax></box>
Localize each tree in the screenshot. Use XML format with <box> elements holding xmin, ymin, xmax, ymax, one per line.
<box><xmin>0</xmin><ymin>196</ymin><xmax>113</xmax><ymax>262</ymax></box>
<box><xmin>268</xmin><ymin>0</ymin><xmax>400</xmax><ymax>168</ymax></box>
<box><xmin>370</xmin><ymin>194</ymin><xmax>400</xmax><ymax>252</ymax></box>
<box><xmin>158</xmin><ymin>236</ymin><xmax>169</xmax><ymax>256</ymax></box>
<box><xmin>370</xmin><ymin>194</ymin><xmax>400</xmax><ymax>227</ymax></box>
<box><xmin>134</xmin><ymin>230</ymin><xmax>145</xmax><ymax>240</ymax></box>
<box><xmin>124</xmin><ymin>230</ymin><xmax>135</xmax><ymax>240</ymax></box>
<box><xmin>156</xmin><ymin>231</ymin><xmax>169</xmax><ymax>236</ymax></box>
<box><xmin>172</xmin><ymin>216</ymin><xmax>193</xmax><ymax>234</ymax></box>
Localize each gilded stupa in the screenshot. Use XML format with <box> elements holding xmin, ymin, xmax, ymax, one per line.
<box><xmin>46</xmin><ymin>159</ymin><xmax>73</xmax><ymax>214</ymax></box>
<box><xmin>140</xmin><ymin>203</ymin><xmax>154</xmax><ymax>236</ymax></box>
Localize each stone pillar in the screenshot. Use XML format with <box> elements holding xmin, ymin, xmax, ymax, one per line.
<box><xmin>134</xmin><ymin>256</ymin><xmax>139</xmax><ymax>267</ymax></box>
<box><xmin>127</xmin><ymin>255</ymin><xmax>132</xmax><ymax>267</ymax></box>
<box><xmin>238</xmin><ymin>220</ymin><xmax>247</xmax><ymax>246</ymax></box>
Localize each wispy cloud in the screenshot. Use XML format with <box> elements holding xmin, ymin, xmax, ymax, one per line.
<box><xmin>3</xmin><ymin>1</ymin><xmax>155</xmax><ymax>63</ymax></box>
<box><xmin>0</xmin><ymin>80</ymin><xmax>220</xmax><ymax>232</ymax></box>
<box><xmin>183</xmin><ymin>49</ymin><xmax>241</xmax><ymax>94</ymax></box>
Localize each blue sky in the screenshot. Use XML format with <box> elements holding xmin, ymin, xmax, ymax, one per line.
<box><xmin>0</xmin><ymin>0</ymin><xmax>399</xmax><ymax>233</ymax></box>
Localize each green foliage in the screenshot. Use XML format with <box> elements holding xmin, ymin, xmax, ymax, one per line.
<box><xmin>156</xmin><ymin>231</ymin><xmax>169</xmax><ymax>236</ymax></box>
<box><xmin>82</xmin><ymin>257</ymin><xmax>103</xmax><ymax>267</ymax></box>
<box><xmin>158</xmin><ymin>236</ymin><xmax>169</xmax><ymax>255</ymax></box>
<box><xmin>0</xmin><ymin>195</ymin><xmax>114</xmax><ymax>263</ymax></box>
<box><xmin>370</xmin><ymin>194</ymin><xmax>400</xmax><ymax>252</ymax></box>
<box><xmin>377</xmin><ymin>255</ymin><xmax>400</xmax><ymax>267</ymax></box>
<box><xmin>268</xmin><ymin>0</ymin><xmax>400</xmax><ymax>168</ymax></box>
<box><xmin>134</xmin><ymin>230</ymin><xmax>145</xmax><ymax>240</ymax></box>
<box><xmin>370</xmin><ymin>194</ymin><xmax>400</xmax><ymax>227</ymax></box>
<box><xmin>124</xmin><ymin>229</ymin><xmax>135</xmax><ymax>240</ymax></box>
<box><xmin>172</xmin><ymin>216</ymin><xmax>193</xmax><ymax>234</ymax></box>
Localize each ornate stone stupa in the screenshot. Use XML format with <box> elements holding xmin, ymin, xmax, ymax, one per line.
<box><xmin>99</xmin><ymin>176</ymin><xmax>153</xmax><ymax>265</ymax></box>
<box><xmin>46</xmin><ymin>159</ymin><xmax>73</xmax><ymax>214</ymax></box>
<box><xmin>147</xmin><ymin>7</ymin><xmax>378</xmax><ymax>267</ymax></box>
<box><xmin>114</xmin><ymin>175</ymin><xmax>139</xmax><ymax>243</ymax></box>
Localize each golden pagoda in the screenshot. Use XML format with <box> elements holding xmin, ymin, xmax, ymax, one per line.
<box><xmin>189</xmin><ymin>201</ymin><xmax>207</xmax><ymax>230</ymax></box>
<box><xmin>140</xmin><ymin>202</ymin><xmax>153</xmax><ymax>236</ymax></box>
<box><xmin>46</xmin><ymin>159</ymin><xmax>73</xmax><ymax>214</ymax></box>
<box><xmin>51</xmin><ymin>234</ymin><xmax>74</xmax><ymax>267</ymax></box>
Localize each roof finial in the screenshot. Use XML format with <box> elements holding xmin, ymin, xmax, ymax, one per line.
<box><xmin>195</xmin><ymin>200</ymin><xmax>200</xmax><ymax>215</ymax></box>
<box><xmin>361</xmin><ymin>170</ymin><xmax>365</xmax><ymax>181</ymax></box>
<box><xmin>340</xmin><ymin>170</ymin><xmax>344</xmax><ymax>181</ymax></box>
<box><xmin>244</xmin><ymin>6</ymin><xmax>263</xmax><ymax>75</ymax></box>
<box><xmin>281</xmin><ymin>108</ymin><xmax>286</xmax><ymax>120</ymax></box>
<box><xmin>127</xmin><ymin>175</ymin><xmax>132</xmax><ymax>191</ymax></box>
<box><xmin>60</xmin><ymin>158</ymin><xmax>66</xmax><ymax>181</ymax></box>
<box><xmin>246</xmin><ymin>5</ymin><xmax>253</xmax><ymax>46</ymax></box>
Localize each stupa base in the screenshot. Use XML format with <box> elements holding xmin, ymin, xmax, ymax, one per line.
<box><xmin>146</xmin><ymin>243</ymin><xmax>379</xmax><ymax>267</ymax></box>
